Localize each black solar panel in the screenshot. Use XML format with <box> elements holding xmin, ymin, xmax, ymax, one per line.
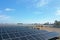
<box><xmin>0</xmin><ymin>26</ymin><xmax>59</xmax><ymax>40</ymax></box>
<box><xmin>20</xmin><ymin>37</ymin><xmax>27</xmax><ymax>40</ymax></box>
<box><xmin>26</xmin><ymin>36</ymin><xmax>35</xmax><ymax>40</ymax></box>
<box><xmin>0</xmin><ymin>35</ymin><xmax>2</xmax><ymax>40</ymax></box>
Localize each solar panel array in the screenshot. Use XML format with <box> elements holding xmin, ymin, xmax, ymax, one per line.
<box><xmin>0</xmin><ymin>26</ymin><xmax>59</xmax><ymax>40</ymax></box>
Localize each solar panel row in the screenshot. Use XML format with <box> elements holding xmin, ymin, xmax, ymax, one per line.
<box><xmin>0</xmin><ymin>26</ymin><xmax>59</xmax><ymax>40</ymax></box>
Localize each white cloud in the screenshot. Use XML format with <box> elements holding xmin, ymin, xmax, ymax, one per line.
<box><xmin>37</xmin><ymin>0</ymin><xmax>50</xmax><ymax>7</ymax></box>
<box><xmin>55</xmin><ymin>8</ymin><xmax>60</xmax><ymax>15</ymax></box>
<box><xmin>16</xmin><ymin>0</ymin><xmax>52</xmax><ymax>8</ymax></box>
<box><xmin>4</xmin><ymin>8</ymin><xmax>15</xmax><ymax>11</ymax></box>
<box><xmin>0</xmin><ymin>15</ymin><xmax>10</xmax><ymax>19</ymax></box>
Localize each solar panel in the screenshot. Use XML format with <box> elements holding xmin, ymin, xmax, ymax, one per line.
<box><xmin>26</xmin><ymin>36</ymin><xmax>35</xmax><ymax>40</ymax></box>
<box><xmin>0</xmin><ymin>35</ymin><xmax>2</xmax><ymax>40</ymax></box>
<box><xmin>12</xmin><ymin>38</ymin><xmax>20</xmax><ymax>40</ymax></box>
<box><xmin>14</xmin><ymin>33</ymin><xmax>20</xmax><ymax>37</ymax></box>
<box><xmin>9</xmin><ymin>33</ymin><xmax>15</xmax><ymax>38</ymax></box>
<box><xmin>0</xmin><ymin>25</ymin><xmax>59</xmax><ymax>40</ymax></box>
<box><xmin>31</xmin><ymin>35</ymin><xmax>42</xmax><ymax>40</ymax></box>
<box><xmin>20</xmin><ymin>37</ymin><xmax>27</xmax><ymax>40</ymax></box>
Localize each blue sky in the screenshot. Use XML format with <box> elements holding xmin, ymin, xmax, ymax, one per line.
<box><xmin>0</xmin><ymin>0</ymin><xmax>60</xmax><ymax>23</ymax></box>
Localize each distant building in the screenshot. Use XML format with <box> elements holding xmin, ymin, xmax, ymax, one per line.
<box><xmin>17</xmin><ymin>23</ymin><xmax>23</xmax><ymax>26</ymax></box>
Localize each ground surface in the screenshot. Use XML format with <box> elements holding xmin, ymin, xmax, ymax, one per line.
<box><xmin>41</xmin><ymin>27</ymin><xmax>60</xmax><ymax>40</ymax></box>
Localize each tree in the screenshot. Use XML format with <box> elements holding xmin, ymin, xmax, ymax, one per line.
<box><xmin>44</xmin><ymin>22</ymin><xmax>49</xmax><ymax>25</ymax></box>
<box><xmin>54</xmin><ymin>20</ymin><xmax>60</xmax><ymax>28</ymax></box>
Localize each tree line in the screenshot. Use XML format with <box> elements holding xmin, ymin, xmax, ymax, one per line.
<box><xmin>44</xmin><ymin>20</ymin><xmax>60</xmax><ymax>28</ymax></box>
<box><xmin>53</xmin><ymin>20</ymin><xmax>60</xmax><ymax>28</ymax></box>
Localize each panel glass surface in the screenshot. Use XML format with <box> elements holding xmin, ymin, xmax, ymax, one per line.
<box><xmin>0</xmin><ymin>26</ymin><xmax>59</xmax><ymax>40</ymax></box>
